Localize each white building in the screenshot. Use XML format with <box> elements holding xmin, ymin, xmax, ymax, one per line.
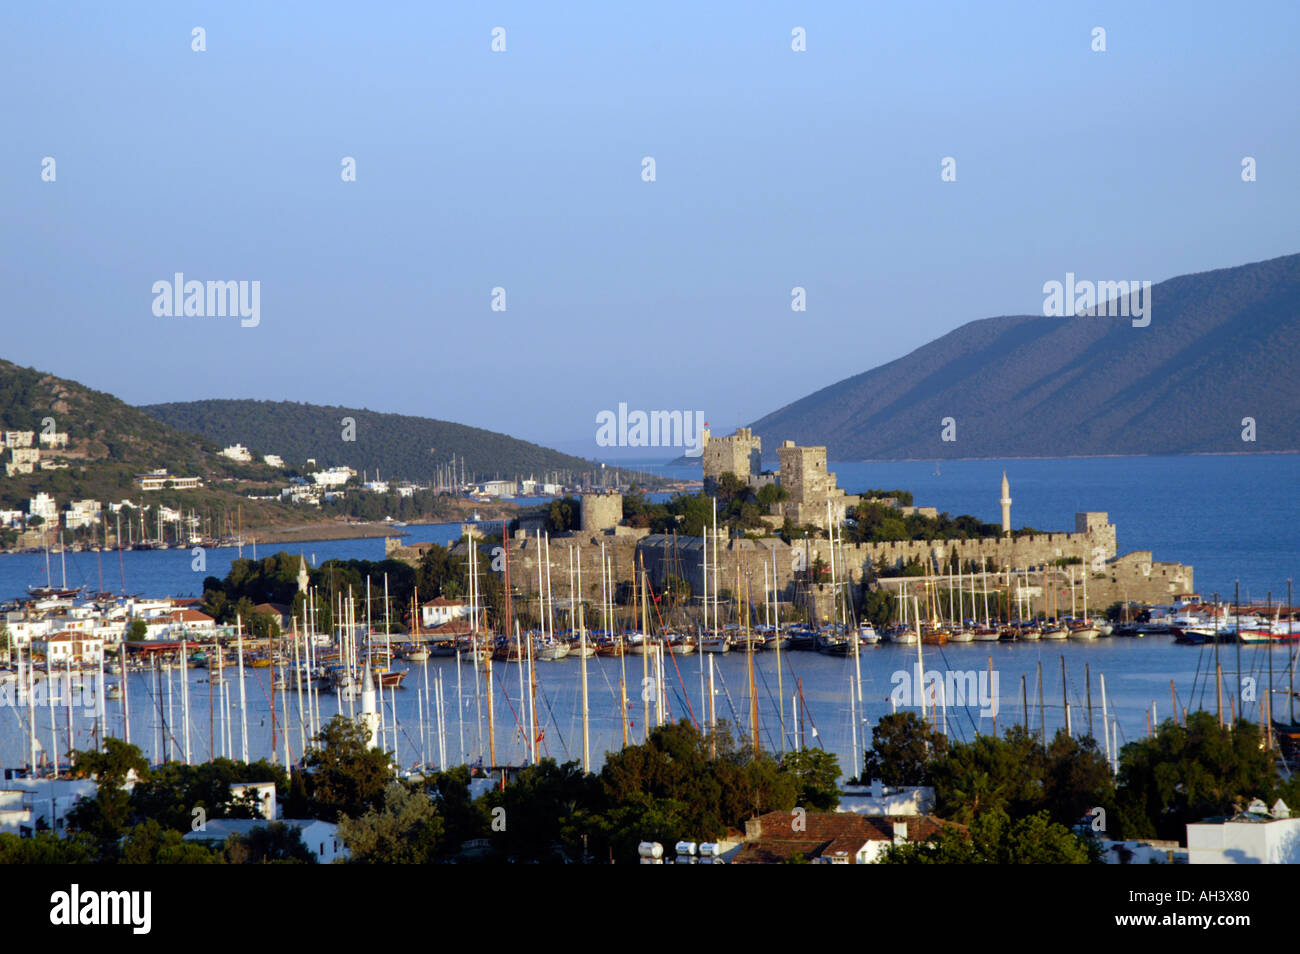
<box><xmin>28</xmin><ymin>493</ymin><xmax>58</xmax><ymax>524</ymax></box>
<box><xmin>34</xmin><ymin>632</ymin><xmax>105</xmax><ymax>665</ymax></box>
<box><xmin>362</xmin><ymin>480</ymin><xmax>389</xmax><ymax>494</ymax></box>
<box><xmin>136</xmin><ymin>471</ymin><xmax>202</xmax><ymax>491</ymax></box>
<box><xmin>0</xmin><ymin>777</ymin><xmax>99</xmax><ymax>837</ymax></box>
<box><xmin>229</xmin><ymin>782</ymin><xmax>278</xmax><ymax>820</ymax></box>
<box><xmin>221</xmin><ymin>444</ymin><xmax>253</xmax><ymax>462</ymax></box>
<box><xmin>64</xmin><ymin>499</ymin><xmax>102</xmax><ymax>530</ymax></box>
<box><xmin>3</xmin><ymin>617</ymin><xmax>51</xmax><ymax>649</ymax></box>
<box><xmin>262</xmin><ymin>454</ymin><xmax>284</xmax><ymax>467</ymax></box>
<box><xmin>1097</xmin><ymin>839</ymin><xmax>1187</xmax><ymax>864</ymax></box>
<box><xmin>182</xmin><ymin>818</ymin><xmax>348</xmax><ymax>863</ymax></box>
<box><xmin>142</xmin><ymin>608</ymin><xmax>216</xmax><ymax>639</ymax></box>
<box><xmin>836</xmin><ymin>780</ymin><xmax>937</xmax><ymax>817</ymax></box>
<box><xmin>1186</xmin><ymin>799</ymin><xmax>1299</xmax><ymax>864</ymax></box>
<box><xmin>3</xmin><ymin>431</ymin><xmax>34</xmax><ymax>448</ymax></box>
<box><xmin>476</xmin><ymin>479</ymin><xmax>518</xmax><ymax>498</ymax></box>
<box><xmin>311</xmin><ymin>466</ymin><xmax>354</xmax><ymax>488</ymax></box>
<box><xmin>420</xmin><ymin>597</ymin><xmax>470</xmax><ymax>629</ymax></box>
<box><xmin>38</xmin><ymin>431</ymin><xmax>69</xmax><ymax>448</ymax></box>
<box><xmin>0</xmin><ymin>510</ymin><xmax>24</xmax><ymax>527</ymax></box>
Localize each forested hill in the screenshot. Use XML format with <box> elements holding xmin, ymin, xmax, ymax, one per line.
<box><xmin>0</xmin><ymin>359</ymin><xmax>280</xmax><ymax>508</ymax></box>
<box><xmin>751</xmin><ymin>253</ymin><xmax>1300</xmax><ymax>459</ymax></box>
<box><xmin>140</xmin><ymin>399</ymin><xmax>601</xmax><ymax>482</ymax></box>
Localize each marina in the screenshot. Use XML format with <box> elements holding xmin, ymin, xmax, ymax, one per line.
<box><xmin>3</xmin><ymin>453</ymin><xmax>1298</xmax><ymax>780</ymax></box>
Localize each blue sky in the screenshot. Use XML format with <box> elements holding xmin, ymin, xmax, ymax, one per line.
<box><xmin>2</xmin><ymin>1</ymin><xmax>1296</xmax><ymax>459</ymax></box>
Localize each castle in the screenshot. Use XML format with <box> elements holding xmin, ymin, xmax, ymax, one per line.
<box><xmin>701</xmin><ymin>427</ymin><xmax>858</xmax><ymax>530</ymax></box>
<box><xmin>385</xmin><ymin>446</ymin><xmax>1193</xmax><ymax>616</ymax></box>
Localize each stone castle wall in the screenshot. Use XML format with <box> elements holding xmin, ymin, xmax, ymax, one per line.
<box><xmin>385</xmin><ymin>514</ymin><xmax>1188</xmax><ymax>615</ymax></box>
<box><xmin>580</xmin><ymin>491</ymin><xmax>623</xmax><ymax>533</ymax></box>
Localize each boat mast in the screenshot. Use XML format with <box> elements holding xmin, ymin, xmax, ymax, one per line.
<box><xmin>181</xmin><ymin>637</ymin><xmax>191</xmax><ymax>764</ymax></box>
<box><xmin>773</xmin><ymin>545</ymin><xmax>784</xmax><ymax>756</ymax></box>
<box><xmin>236</xmin><ymin>614</ymin><xmax>248</xmax><ymax>762</ymax></box>
<box><xmin>642</xmin><ymin>565</ymin><xmax>650</xmax><ymax>742</ymax></box>
<box><xmin>483</xmin><ymin>540</ymin><xmax>496</xmax><ymax>767</ymax></box>
<box><xmin>574</xmin><ymin>546</ymin><xmax>589</xmax><ymax>773</ymax></box>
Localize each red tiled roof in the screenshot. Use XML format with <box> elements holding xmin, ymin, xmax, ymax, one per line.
<box><xmin>732</xmin><ymin>840</ymin><xmax>830</xmax><ymax>864</ymax></box>
<box><xmin>741</xmin><ymin>811</ymin><xmax>964</xmax><ymax>863</ymax></box>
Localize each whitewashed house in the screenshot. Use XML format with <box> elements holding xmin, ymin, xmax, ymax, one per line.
<box><xmin>420</xmin><ymin>597</ymin><xmax>470</xmax><ymax>629</ymax></box>
<box><xmin>1187</xmin><ymin>799</ymin><xmax>1300</xmax><ymax>864</ymax></box>
<box><xmin>34</xmin><ymin>632</ymin><xmax>105</xmax><ymax>665</ymax></box>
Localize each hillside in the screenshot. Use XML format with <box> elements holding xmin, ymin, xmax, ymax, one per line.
<box><xmin>139</xmin><ymin>399</ymin><xmax>603</xmax><ymax>483</ymax></box>
<box><xmin>0</xmin><ymin>359</ymin><xmax>282</xmax><ymax>510</ymax></box>
<box><xmin>751</xmin><ymin>254</ymin><xmax>1300</xmax><ymax>459</ymax></box>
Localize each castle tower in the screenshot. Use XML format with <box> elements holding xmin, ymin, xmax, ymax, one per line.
<box><xmin>1000</xmin><ymin>472</ymin><xmax>1012</xmax><ymax>536</ymax></box>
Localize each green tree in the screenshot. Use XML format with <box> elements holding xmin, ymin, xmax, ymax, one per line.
<box><xmin>300</xmin><ymin>716</ymin><xmax>394</xmax><ymax>820</ymax></box>
<box><xmin>546</xmin><ymin>496</ymin><xmax>581</xmax><ymax>532</ymax></box>
<box><xmin>882</xmin><ymin>809</ymin><xmax>1095</xmax><ymax>864</ymax></box>
<box><xmin>930</xmin><ymin>728</ymin><xmax>1043</xmax><ymax>823</ymax></box>
<box><xmin>860</xmin><ymin>712</ymin><xmax>948</xmax><ymax>786</ymax></box>
<box><xmin>1115</xmin><ymin>712</ymin><xmax>1280</xmax><ymax>841</ymax></box>
<box><xmin>223</xmin><ymin>822</ymin><xmax>315</xmax><ymax>864</ymax></box>
<box><xmin>425</xmin><ymin>766</ymin><xmax>491</xmax><ymax>852</ymax></box>
<box><xmin>120</xmin><ymin>820</ymin><xmax>220</xmax><ymax>864</ymax></box>
<box><xmin>0</xmin><ymin>831</ymin><xmax>97</xmax><ymax>863</ymax></box>
<box><xmin>481</xmin><ymin>760</ymin><xmax>599</xmax><ymax>862</ymax></box>
<box><xmin>337</xmin><ymin>782</ymin><xmax>444</xmax><ymax>863</ymax></box>
<box><xmin>780</xmin><ymin>749</ymin><xmax>841</xmax><ymax>810</ymax></box>
<box><xmin>129</xmin><ymin>757</ymin><xmax>288</xmax><ymax>831</ymax></box>
<box><xmin>1041</xmin><ymin>729</ymin><xmax>1116</xmax><ymax>829</ymax></box>
<box><xmin>66</xmin><ymin>739</ymin><xmax>150</xmax><ymax>861</ymax></box>
<box><xmin>127</xmin><ymin>619</ymin><xmax>147</xmax><ymax>642</ymax></box>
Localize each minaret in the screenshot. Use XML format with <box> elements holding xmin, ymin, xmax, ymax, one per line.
<box><xmin>1000</xmin><ymin>471</ymin><xmax>1012</xmax><ymax>536</ymax></box>
<box><xmin>359</xmin><ymin>663</ymin><xmax>381</xmax><ymax>750</ymax></box>
<box><xmin>296</xmin><ymin>554</ymin><xmax>309</xmax><ymax>594</ymax></box>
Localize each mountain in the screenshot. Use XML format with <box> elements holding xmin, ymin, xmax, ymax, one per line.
<box><xmin>140</xmin><ymin>399</ymin><xmax>602</xmax><ymax>482</ymax></box>
<box><xmin>751</xmin><ymin>253</ymin><xmax>1300</xmax><ymax>459</ymax></box>
<box><xmin>0</xmin><ymin>359</ymin><xmax>280</xmax><ymax>508</ymax></box>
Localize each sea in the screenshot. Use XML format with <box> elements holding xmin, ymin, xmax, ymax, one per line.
<box><xmin>2</xmin><ymin>454</ymin><xmax>1296</xmax><ymax>776</ymax></box>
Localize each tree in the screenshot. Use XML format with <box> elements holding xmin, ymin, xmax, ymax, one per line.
<box><xmin>545</xmin><ymin>496</ymin><xmax>581</xmax><ymax>532</ymax></box>
<box><xmin>881</xmin><ymin>809</ymin><xmax>1095</xmax><ymax>864</ymax></box>
<box><xmin>481</xmin><ymin>760</ymin><xmax>599</xmax><ymax>862</ymax></box>
<box><xmin>66</xmin><ymin>739</ymin><xmax>149</xmax><ymax>860</ymax></box>
<box><xmin>1040</xmin><ymin>729</ymin><xmax>1115</xmax><ymax>829</ymax></box>
<box><xmin>223</xmin><ymin>822</ymin><xmax>315</xmax><ymax>864</ymax></box>
<box><xmin>127</xmin><ymin>619</ymin><xmax>147</xmax><ymax>642</ymax></box>
<box><xmin>129</xmin><ymin>757</ymin><xmax>288</xmax><ymax>831</ymax></box>
<box><xmin>0</xmin><ymin>831</ymin><xmax>97</xmax><ymax>864</ymax></box>
<box><xmin>780</xmin><ymin>749</ymin><xmax>841</xmax><ymax>810</ymax></box>
<box><xmin>597</xmin><ymin>720</ymin><xmax>797</xmax><ymax>861</ymax></box>
<box><xmin>929</xmin><ymin>728</ymin><xmax>1042</xmax><ymax>823</ymax></box>
<box><xmin>1115</xmin><ymin>712</ymin><xmax>1281</xmax><ymax>841</ymax></box>
<box><xmin>860</xmin><ymin>712</ymin><xmax>948</xmax><ymax>786</ymax></box>
<box><xmin>337</xmin><ymin>782</ymin><xmax>443</xmax><ymax>863</ymax></box>
<box><xmin>859</xmin><ymin>588</ymin><xmax>895</xmax><ymax>629</ymax></box>
<box><xmin>424</xmin><ymin>766</ymin><xmax>491</xmax><ymax>853</ymax></box>
<box><xmin>300</xmin><ymin>716</ymin><xmax>394</xmax><ymax>820</ymax></box>
<box><xmin>120</xmin><ymin>820</ymin><xmax>220</xmax><ymax>864</ymax></box>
